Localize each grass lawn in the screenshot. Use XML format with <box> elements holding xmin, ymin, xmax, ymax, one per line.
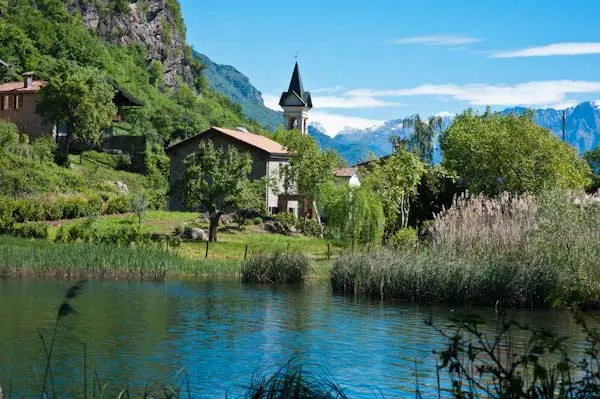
<box><xmin>45</xmin><ymin>210</ymin><xmax>343</xmax><ymax>278</ymax></box>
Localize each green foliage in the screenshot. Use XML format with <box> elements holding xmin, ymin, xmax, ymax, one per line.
<box><xmin>37</xmin><ymin>59</ymin><xmax>117</xmax><ymax>151</ymax></box>
<box><xmin>130</xmin><ymin>192</ymin><xmax>149</xmax><ymax>223</ymax></box>
<box><xmin>332</xmin><ymin>190</ymin><xmax>600</xmax><ymax>308</ymax></box>
<box><xmin>0</xmin><ymin>119</ymin><xmax>19</xmax><ymax>147</ymax></box>
<box><xmin>11</xmin><ymin>222</ymin><xmax>49</xmax><ymax>240</ymax></box>
<box><xmin>585</xmin><ymin>146</ymin><xmax>600</xmax><ymax>192</ymax></box>
<box><xmin>321</xmin><ymin>184</ymin><xmax>385</xmax><ymax>247</ymax></box>
<box><xmin>252</xmin><ymin>217</ymin><xmax>263</xmax><ymax>225</ymax></box>
<box><xmin>148</xmin><ymin>60</ymin><xmax>164</xmax><ymax>88</ymax></box>
<box><xmin>408</xmin><ymin>165</ymin><xmax>460</xmax><ymax>231</ymax></box>
<box><xmin>55</xmin><ymin>219</ymin><xmax>156</xmax><ymax>246</ymax></box>
<box><xmin>389</xmin><ymin>228</ymin><xmax>417</xmax><ymax>249</ymax></box>
<box><xmin>0</xmin><ymin>0</ymin><xmax>261</xmax><ymax>148</ymax></box>
<box><xmin>402</xmin><ymin>114</ymin><xmax>442</xmax><ymax>164</ymax></box>
<box><xmin>241</xmin><ymin>250</ymin><xmax>310</xmax><ymax>284</ymax></box>
<box><xmin>272</xmin><ymin>128</ymin><xmax>342</xmax><ymax>201</ymax></box>
<box><xmin>441</xmin><ymin>110</ymin><xmax>591</xmax><ymax>195</ymax></box>
<box><xmin>105</xmin><ymin>194</ymin><xmax>130</xmax><ymax>215</ymax></box>
<box><xmin>363</xmin><ymin>145</ymin><xmax>425</xmax><ymax>235</ymax></box>
<box><xmin>273</xmin><ymin>212</ymin><xmax>297</xmax><ymax>228</ymax></box>
<box><xmin>182</xmin><ymin>141</ymin><xmax>253</xmax><ymax>241</ymax></box>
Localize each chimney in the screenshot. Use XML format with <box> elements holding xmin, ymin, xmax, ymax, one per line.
<box><xmin>23</xmin><ymin>72</ymin><xmax>34</xmax><ymax>89</ymax></box>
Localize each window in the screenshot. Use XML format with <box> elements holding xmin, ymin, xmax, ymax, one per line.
<box><xmin>14</xmin><ymin>94</ymin><xmax>22</xmax><ymax>110</ymax></box>
<box><xmin>0</xmin><ymin>95</ymin><xmax>8</xmax><ymax>111</ymax></box>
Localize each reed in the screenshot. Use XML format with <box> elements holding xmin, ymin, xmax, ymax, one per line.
<box><xmin>241</xmin><ymin>250</ymin><xmax>310</xmax><ymax>284</ymax></box>
<box><xmin>0</xmin><ymin>236</ymin><xmax>241</xmax><ymax>280</ymax></box>
<box><xmin>331</xmin><ymin>190</ymin><xmax>600</xmax><ymax>307</ymax></box>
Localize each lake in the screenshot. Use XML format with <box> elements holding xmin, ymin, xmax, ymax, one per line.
<box><xmin>0</xmin><ymin>280</ymin><xmax>590</xmax><ymax>398</ymax></box>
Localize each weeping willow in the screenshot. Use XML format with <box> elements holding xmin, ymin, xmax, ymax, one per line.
<box><xmin>322</xmin><ymin>184</ymin><xmax>385</xmax><ymax>247</ymax></box>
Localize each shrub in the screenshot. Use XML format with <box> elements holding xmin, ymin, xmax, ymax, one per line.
<box><xmin>0</xmin><ymin>200</ymin><xmax>15</xmax><ymax>233</ymax></box>
<box><xmin>11</xmin><ymin>222</ymin><xmax>49</xmax><ymax>240</ymax></box>
<box><xmin>42</xmin><ymin>199</ymin><xmax>64</xmax><ymax>221</ymax></box>
<box><xmin>62</xmin><ymin>197</ymin><xmax>92</xmax><ymax>219</ymax></box>
<box><xmin>273</xmin><ymin>212</ymin><xmax>297</xmax><ymax>228</ymax></box>
<box><xmin>105</xmin><ymin>195</ymin><xmax>130</xmax><ymax>214</ymax></box>
<box><xmin>129</xmin><ymin>192</ymin><xmax>149</xmax><ymax>223</ymax></box>
<box><xmin>242</xmin><ymin>250</ymin><xmax>310</xmax><ymax>284</ymax></box>
<box><xmin>302</xmin><ymin>219</ymin><xmax>323</xmax><ymax>237</ymax></box>
<box><xmin>389</xmin><ymin>228</ymin><xmax>417</xmax><ymax>249</ymax></box>
<box><xmin>12</xmin><ymin>199</ymin><xmax>45</xmax><ymax>222</ymax></box>
<box><xmin>31</xmin><ymin>136</ymin><xmax>55</xmax><ymax>163</ymax></box>
<box><xmin>252</xmin><ymin>217</ymin><xmax>263</xmax><ymax>225</ymax></box>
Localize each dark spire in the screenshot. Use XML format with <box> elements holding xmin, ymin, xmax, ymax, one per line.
<box><xmin>279</xmin><ymin>62</ymin><xmax>312</xmax><ymax>109</ymax></box>
<box><xmin>287</xmin><ymin>62</ymin><xmax>304</xmax><ymax>97</ymax></box>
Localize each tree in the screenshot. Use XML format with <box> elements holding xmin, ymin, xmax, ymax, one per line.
<box><xmin>272</xmin><ymin>128</ymin><xmax>342</xmax><ymax>215</ymax></box>
<box><xmin>363</xmin><ymin>145</ymin><xmax>425</xmax><ymax>237</ymax></box>
<box><xmin>321</xmin><ymin>183</ymin><xmax>385</xmax><ymax>248</ymax></box>
<box><xmin>37</xmin><ymin>60</ymin><xmax>116</xmax><ymax>153</ymax></box>
<box><xmin>585</xmin><ymin>147</ymin><xmax>600</xmax><ymax>192</ymax></box>
<box><xmin>441</xmin><ymin>110</ymin><xmax>591</xmax><ymax>195</ymax></box>
<box><xmin>232</xmin><ymin>178</ymin><xmax>268</xmax><ymax>229</ymax></box>
<box><xmin>403</xmin><ymin>115</ymin><xmax>442</xmax><ymax>164</ymax></box>
<box><xmin>130</xmin><ymin>192</ymin><xmax>149</xmax><ymax>224</ymax></box>
<box><xmin>182</xmin><ymin>141</ymin><xmax>254</xmax><ymax>242</ymax></box>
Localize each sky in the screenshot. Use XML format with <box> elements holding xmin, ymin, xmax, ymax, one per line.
<box><xmin>180</xmin><ymin>0</ymin><xmax>600</xmax><ymax>136</ymax></box>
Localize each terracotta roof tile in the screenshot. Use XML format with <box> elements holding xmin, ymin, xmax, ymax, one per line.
<box><xmin>0</xmin><ymin>80</ymin><xmax>46</xmax><ymax>94</ymax></box>
<box><xmin>334</xmin><ymin>167</ymin><xmax>357</xmax><ymax>178</ymax></box>
<box><xmin>166</xmin><ymin>127</ymin><xmax>291</xmax><ymax>156</ymax></box>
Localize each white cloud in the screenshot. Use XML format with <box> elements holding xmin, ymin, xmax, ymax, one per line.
<box><xmin>491</xmin><ymin>42</ymin><xmax>600</xmax><ymax>58</ymax></box>
<box><xmin>263</xmin><ymin>94</ymin><xmax>281</xmax><ymax>111</ymax></box>
<box><xmin>311</xmin><ymin>85</ymin><xmax>346</xmax><ymax>94</ymax></box>
<box><xmin>263</xmin><ymin>93</ymin><xmax>401</xmax><ymax>110</ymax></box>
<box><xmin>546</xmin><ymin>100</ymin><xmax>578</xmax><ymax>110</ymax></box>
<box><xmin>347</xmin><ymin>80</ymin><xmax>600</xmax><ymax>107</ymax></box>
<box><xmin>310</xmin><ymin>111</ymin><xmax>383</xmax><ymax>137</ymax></box>
<box><xmin>312</xmin><ymin>95</ymin><xmax>402</xmax><ymax>109</ymax></box>
<box><xmin>389</xmin><ymin>35</ymin><xmax>482</xmax><ymax>46</ymax></box>
<box><xmin>436</xmin><ymin>111</ymin><xmax>455</xmax><ymax>117</ymax></box>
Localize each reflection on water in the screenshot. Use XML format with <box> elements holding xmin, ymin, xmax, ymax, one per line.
<box><xmin>0</xmin><ymin>280</ymin><xmax>592</xmax><ymax>398</ymax></box>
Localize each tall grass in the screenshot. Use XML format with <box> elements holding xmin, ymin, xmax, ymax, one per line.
<box><xmin>331</xmin><ymin>190</ymin><xmax>600</xmax><ymax>307</ymax></box>
<box><xmin>242</xmin><ymin>251</ymin><xmax>310</xmax><ymax>284</ymax></box>
<box><xmin>0</xmin><ymin>236</ymin><xmax>241</xmax><ymax>280</ymax></box>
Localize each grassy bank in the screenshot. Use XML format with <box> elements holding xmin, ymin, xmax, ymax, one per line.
<box><xmin>332</xmin><ymin>191</ymin><xmax>600</xmax><ymax>308</ymax></box>
<box><xmin>0</xmin><ymin>236</ymin><xmax>241</xmax><ymax>280</ymax></box>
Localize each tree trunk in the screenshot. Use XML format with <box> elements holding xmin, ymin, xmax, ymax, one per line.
<box><xmin>208</xmin><ymin>211</ymin><xmax>223</xmax><ymax>242</ymax></box>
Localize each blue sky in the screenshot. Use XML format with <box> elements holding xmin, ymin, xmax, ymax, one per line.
<box><xmin>180</xmin><ymin>0</ymin><xmax>600</xmax><ymax>135</ymax></box>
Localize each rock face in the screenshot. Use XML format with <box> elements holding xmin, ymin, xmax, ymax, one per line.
<box><xmin>65</xmin><ymin>0</ymin><xmax>193</xmax><ymax>87</ymax></box>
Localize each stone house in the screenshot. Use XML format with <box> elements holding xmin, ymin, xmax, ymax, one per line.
<box><xmin>0</xmin><ymin>73</ymin><xmax>143</xmax><ymax>141</ymax></box>
<box><xmin>165</xmin><ymin>126</ymin><xmax>299</xmax><ymax>215</ymax></box>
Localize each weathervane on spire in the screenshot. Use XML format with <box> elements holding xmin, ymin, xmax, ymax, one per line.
<box><xmin>294</xmin><ymin>51</ymin><xmax>299</xmax><ymax>63</ymax></box>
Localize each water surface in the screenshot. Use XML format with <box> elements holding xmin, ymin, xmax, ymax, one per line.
<box><xmin>0</xmin><ymin>280</ymin><xmax>590</xmax><ymax>398</ymax></box>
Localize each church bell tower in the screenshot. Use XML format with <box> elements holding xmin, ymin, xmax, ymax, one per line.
<box><xmin>279</xmin><ymin>62</ymin><xmax>312</xmax><ymax>135</ymax></box>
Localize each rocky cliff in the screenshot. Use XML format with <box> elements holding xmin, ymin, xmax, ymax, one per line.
<box><xmin>65</xmin><ymin>0</ymin><xmax>193</xmax><ymax>87</ymax></box>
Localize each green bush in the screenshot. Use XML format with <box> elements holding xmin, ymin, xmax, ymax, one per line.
<box><xmin>273</xmin><ymin>212</ymin><xmax>297</xmax><ymax>227</ymax></box>
<box><xmin>105</xmin><ymin>195</ymin><xmax>130</xmax><ymax>214</ymax></box>
<box><xmin>12</xmin><ymin>199</ymin><xmax>45</xmax><ymax>222</ymax></box>
<box><xmin>61</xmin><ymin>197</ymin><xmax>92</xmax><ymax>219</ymax></box>
<box><xmin>389</xmin><ymin>228</ymin><xmax>417</xmax><ymax>249</ymax></box>
<box><xmin>42</xmin><ymin>199</ymin><xmax>64</xmax><ymax>221</ymax></box>
<box><xmin>242</xmin><ymin>250</ymin><xmax>310</xmax><ymax>284</ymax></box>
<box><xmin>252</xmin><ymin>217</ymin><xmax>263</xmax><ymax>225</ymax></box>
<box><xmin>302</xmin><ymin>219</ymin><xmax>323</xmax><ymax>237</ymax></box>
<box><xmin>11</xmin><ymin>222</ymin><xmax>49</xmax><ymax>240</ymax></box>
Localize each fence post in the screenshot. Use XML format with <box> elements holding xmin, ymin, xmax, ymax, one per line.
<box><xmin>327</xmin><ymin>243</ymin><xmax>331</xmax><ymax>260</ymax></box>
<box><xmin>205</xmin><ymin>240</ymin><xmax>209</xmax><ymax>259</ymax></box>
<box><xmin>244</xmin><ymin>244</ymin><xmax>248</xmax><ymax>260</ymax></box>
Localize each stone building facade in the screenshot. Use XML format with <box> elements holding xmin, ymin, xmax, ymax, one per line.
<box><xmin>165</xmin><ymin>127</ymin><xmax>298</xmax><ymax>215</ymax></box>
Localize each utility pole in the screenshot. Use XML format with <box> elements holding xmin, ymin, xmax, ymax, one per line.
<box><xmin>562</xmin><ymin>109</ymin><xmax>566</xmax><ymax>142</ymax></box>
